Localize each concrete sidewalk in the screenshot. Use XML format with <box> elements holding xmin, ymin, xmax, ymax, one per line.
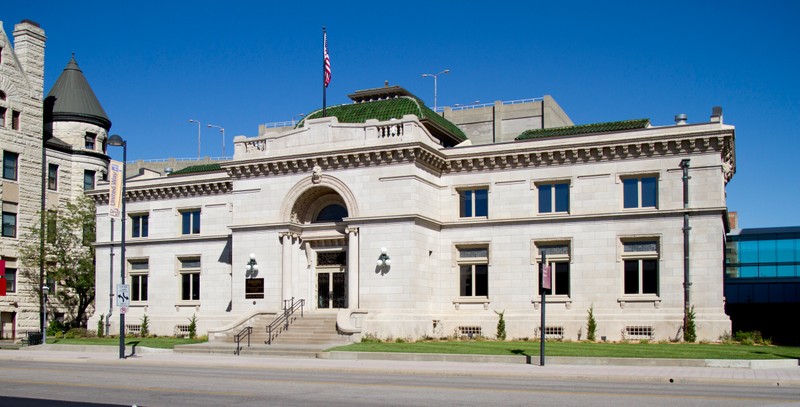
<box><xmin>2</xmin><ymin>345</ymin><xmax>799</xmax><ymax>387</ymax></box>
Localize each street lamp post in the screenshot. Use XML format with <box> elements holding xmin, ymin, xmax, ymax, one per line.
<box><xmin>292</xmin><ymin>113</ymin><xmax>305</xmax><ymax>127</ymax></box>
<box><xmin>421</xmin><ymin>69</ymin><xmax>450</xmax><ymax>112</ymax></box>
<box><xmin>188</xmin><ymin>119</ymin><xmax>201</xmax><ymax>159</ymax></box>
<box><xmin>108</xmin><ymin>134</ymin><xmax>127</xmax><ymax>359</ymax></box>
<box><xmin>207</xmin><ymin>124</ymin><xmax>226</xmax><ymax>157</ymax></box>
<box><xmin>42</xmin><ymin>285</ymin><xmax>49</xmax><ymax>344</ymax></box>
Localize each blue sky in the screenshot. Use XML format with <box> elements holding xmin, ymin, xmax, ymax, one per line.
<box><xmin>3</xmin><ymin>1</ymin><xmax>799</xmax><ymax>228</ymax></box>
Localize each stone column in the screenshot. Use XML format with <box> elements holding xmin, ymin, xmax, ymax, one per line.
<box><xmin>279</xmin><ymin>232</ymin><xmax>295</xmax><ymax>307</ymax></box>
<box><xmin>346</xmin><ymin>227</ymin><xmax>360</xmax><ymax>309</ymax></box>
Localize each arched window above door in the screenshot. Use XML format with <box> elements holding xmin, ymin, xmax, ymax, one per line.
<box><xmin>314</xmin><ymin>204</ymin><xmax>348</xmax><ymax>223</ymax></box>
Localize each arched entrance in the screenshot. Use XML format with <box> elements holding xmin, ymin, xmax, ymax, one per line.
<box><xmin>280</xmin><ymin>177</ymin><xmax>360</xmax><ymax>311</ymax></box>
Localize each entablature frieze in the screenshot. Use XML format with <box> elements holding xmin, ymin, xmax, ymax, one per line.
<box><xmin>89</xmin><ymin>180</ymin><xmax>233</xmax><ymax>205</ymax></box>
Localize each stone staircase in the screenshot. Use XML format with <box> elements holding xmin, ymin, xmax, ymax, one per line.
<box><xmin>174</xmin><ymin>312</ymin><xmax>349</xmax><ymax>357</ymax></box>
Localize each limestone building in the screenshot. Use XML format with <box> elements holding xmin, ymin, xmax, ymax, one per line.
<box><xmin>89</xmin><ymin>84</ymin><xmax>736</xmax><ymax>343</ymax></box>
<box><xmin>0</xmin><ymin>19</ymin><xmax>111</xmax><ymax>339</ymax></box>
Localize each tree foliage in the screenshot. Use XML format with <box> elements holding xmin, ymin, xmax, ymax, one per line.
<box><xmin>586</xmin><ymin>305</ymin><xmax>597</xmax><ymax>341</ymax></box>
<box><xmin>20</xmin><ymin>195</ymin><xmax>96</xmax><ymax>329</ymax></box>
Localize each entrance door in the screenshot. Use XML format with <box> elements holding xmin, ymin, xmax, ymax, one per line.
<box><xmin>0</xmin><ymin>312</ymin><xmax>15</xmax><ymax>339</ymax></box>
<box><xmin>316</xmin><ymin>251</ymin><xmax>347</xmax><ymax>309</ymax></box>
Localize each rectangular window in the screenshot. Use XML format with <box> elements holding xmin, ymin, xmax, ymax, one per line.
<box><xmin>179</xmin><ymin>257</ymin><xmax>201</xmax><ymax>301</ymax></box>
<box><xmin>538</xmin><ymin>183</ymin><xmax>569</xmax><ymax>213</ymax></box>
<box><xmin>0</xmin><ymin>107</ymin><xmax>6</xmax><ymax>127</ymax></box>
<box><xmin>129</xmin><ymin>260</ymin><xmax>149</xmax><ymax>302</ymax></box>
<box><xmin>2</xmin><ymin>151</ymin><xmax>18</xmax><ymax>180</ymax></box>
<box><xmin>181</xmin><ymin>209</ymin><xmax>201</xmax><ymax>235</ymax></box>
<box><xmin>623</xmin><ymin>176</ymin><xmax>658</xmax><ymax>208</ymax></box>
<box><xmin>11</xmin><ymin>111</ymin><xmax>20</xmax><ymax>130</ymax></box>
<box><xmin>131</xmin><ymin>214</ymin><xmax>149</xmax><ymax>238</ymax></box>
<box><xmin>48</xmin><ymin>163</ymin><xmax>58</xmax><ymax>191</ymax></box>
<box><xmin>622</xmin><ymin>240</ymin><xmax>659</xmax><ymax>295</ymax></box>
<box><xmin>83</xmin><ymin>170</ymin><xmax>95</xmax><ymax>191</ymax></box>
<box><xmin>85</xmin><ymin>133</ymin><xmax>96</xmax><ymax>150</ymax></box>
<box><xmin>457</xmin><ymin>246</ymin><xmax>489</xmax><ymax>297</ymax></box>
<box><xmin>459</xmin><ymin>188</ymin><xmax>488</xmax><ymax>218</ymax></box>
<box><xmin>537</xmin><ymin>244</ymin><xmax>571</xmax><ymax>296</ymax></box>
<box><xmin>5</xmin><ymin>268</ymin><xmax>16</xmax><ymax>293</ymax></box>
<box><xmin>1</xmin><ymin>212</ymin><xmax>16</xmax><ymax>238</ymax></box>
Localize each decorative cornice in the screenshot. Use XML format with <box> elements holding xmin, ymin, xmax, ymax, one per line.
<box><xmin>223</xmin><ymin>144</ymin><xmax>446</xmax><ymax>179</ymax></box>
<box><xmin>90</xmin><ymin>179</ymin><xmax>232</xmax><ymax>205</ymax></box>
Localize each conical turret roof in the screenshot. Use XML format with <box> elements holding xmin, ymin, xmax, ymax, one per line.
<box><xmin>45</xmin><ymin>56</ymin><xmax>111</xmax><ymax>130</ymax></box>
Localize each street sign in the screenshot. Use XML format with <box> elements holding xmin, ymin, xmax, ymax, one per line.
<box><xmin>116</xmin><ymin>284</ymin><xmax>130</xmax><ymax>307</ymax></box>
<box><xmin>120</xmin><ymin>307</ymin><xmax>128</xmax><ymax>314</ymax></box>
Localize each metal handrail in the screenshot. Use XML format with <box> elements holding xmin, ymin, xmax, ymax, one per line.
<box><xmin>265</xmin><ymin>297</ymin><xmax>305</xmax><ymax>345</ymax></box>
<box><xmin>233</xmin><ymin>326</ymin><xmax>252</xmax><ymax>355</ymax></box>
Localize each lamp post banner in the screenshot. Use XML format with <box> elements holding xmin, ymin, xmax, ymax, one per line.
<box><xmin>542</xmin><ymin>264</ymin><xmax>552</xmax><ymax>291</ymax></box>
<box><xmin>108</xmin><ymin>160</ymin><xmax>124</xmax><ymax>219</ymax></box>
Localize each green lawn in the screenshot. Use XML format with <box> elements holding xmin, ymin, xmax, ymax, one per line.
<box><xmin>328</xmin><ymin>341</ymin><xmax>800</xmax><ymax>360</ymax></box>
<box><xmin>47</xmin><ymin>337</ymin><xmax>207</xmax><ymax>349</ymax></box>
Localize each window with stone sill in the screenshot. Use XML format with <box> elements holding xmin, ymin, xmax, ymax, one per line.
<box><xmin>83</xmin><ymin>170</ymin><xmax>95</xmax><ymax>191</ymax></box>
<box><xmin>129</xmin><ymin>259</ymin><xmax>149</xmax><ymax>302</ymax></box>
<box><xmin>622</xmin><ymin>176</ymin><xmax>658</xmax><ymax>209</ymax></box>
<box><xmin>537</xmin><ymin>182</ymin><xmax>570</xmax><ymax>214</ymax></box>
<box><xmin>180</xmin><ymin>209</ymin><xmax>201</xmax><ymax>235</ymax></box>
<box><xmin>458</xmin><ymin>188</ymin><xmax>488</xmax><ymax>218</ymax></box>
<box><xmin>0</xmin><ymin>106</ymin><xmax>6</xmax><ymax>128</ymax></box>
<box><xmin>457</xmin><ymin>246</ymin><xmax>489</xmax><ymax>298</ymax></box>
<box><xmin>179</xmin><ymin>257</ymin><xmax>201</xmax><ymax>302</ymax></box>
<box><xmin>622</xmin><ymin>240</ymin><xmax>659</xmax><ymax>296</ymax></box>
<box><xmin>536</xmin><ymin>243</ymin><xmax>571</xmax><ymax>296</ymax></box>
<box><xmin>131</xmin><ymin>213</ymin><xmax>149</xmax><ymax>238</ymax></box>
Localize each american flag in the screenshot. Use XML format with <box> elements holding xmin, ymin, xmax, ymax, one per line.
<box><xmin>324</xmin><ymin>32</ymin><xmax>331</xmax><ymax>88</ymax></box>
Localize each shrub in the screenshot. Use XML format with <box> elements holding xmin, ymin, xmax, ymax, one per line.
<box><xmin>360</xmin><ymin>333</ymin><xmax>382</xmax><ymax>343</ymax></box>
<box><xmin>47</xmin><ymin>319</ymin><xmax>66</xmax><ymax>336</ymax></box>
<box><xmin>495</xmin><ymin>310</ymin><xmax>506</xmax><ymax>341</ymax></box>
<box><xmin>65</xmin><ymin>328</ymin><xmax>88</xmax><ymax>339</ymax></box>
<box><xmin>97</xmin><ymin>315</ymin><xmax>104</xmax><ymax>337</ymax></box>
<box><xmin>187</xmin><ymin>314</ymin><xmax>198</xmax><ymax>339</ymax></box>
<box><xmin>140</xmin><ymin>315</ymin><xmax>150</xmax><ymax>337</ymax></box>
<box><xmin>684</xmin><ymin>306</ymin><xmax>696</xmax><ymax>343</ymax></box>
<box><xmin>586</xmin><ymin>305</ymin><xmax>597</xmax><ymax>342</ymax></box>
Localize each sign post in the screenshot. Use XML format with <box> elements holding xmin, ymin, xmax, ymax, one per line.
<box><xmin>540</xmin><ymin>252</ymin><xmax>550</xmax><ymax>366</ymax></box>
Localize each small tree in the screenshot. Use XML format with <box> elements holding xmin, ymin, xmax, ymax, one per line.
<box><xmin>187</xmin><ymin>314</ymin><xmax>198</xmax><ymax>339</ymax></box>
<box><xmin>19</xmin><ymin>196</ymin><xmax>97</xmax><ymax>329</ymax></box>
<box><xmin>140</xmin><ymin>314</ymin><xmax>150</xmax><ymax>337</ymax></box>
<box><xmin>97</xmin><ymin>315</ymin><xmax>104</xmax><ymax>337</ymax></box>
<box><xmin>495</xmin><ymin>310</ymin><xmax>506</xmax><ymax>341</ymax></box>
<box><xmin>684</xmin><ymin>306</ymin><xmax>697</xmax><ymax>343</ymax></box>
<box><xmin>586</xmin><ymin>305</ymin><xmax>597</xmax><ymax>342</ymax></box>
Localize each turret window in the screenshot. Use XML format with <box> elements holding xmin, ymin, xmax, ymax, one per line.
<box><xmin>85</xmin><ymin>133</ymin><xmax>96</xmax><ymax>150</ymax></box>
<box><xmin>48</xmin><ymin>164</ymin><xmax>59</xmax><ymax>191</ymax></box>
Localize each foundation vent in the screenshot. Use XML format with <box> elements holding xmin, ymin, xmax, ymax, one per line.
<box><xmin>458</xmin><ymin>326</ymin><xmax>482</xmax><ymax>338</ymax></box>
<box><xmin>125</xmin><ymin>324</ymin><xmax>141</xmax><ymax>335</ymax></box>
<box><xmin>175</xmin><ymin>324</ymin><xmax>191</xmax><ymax>338</ymax></box>
<box><xmin>624</xmin><ymin>325</ymin><xmax>654</xmax><ymax>340</ymax></box>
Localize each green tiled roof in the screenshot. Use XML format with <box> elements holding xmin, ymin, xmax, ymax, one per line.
<box><xmin>516</xmin><ymin>119</ymin><xmax>651</xmax><ymax>140</ymax></box>
<box><xmin>299</xmin><ymin>96</ymin><xmax>467</xmax><ymax>145</ymax></box>
<box><xmin>168</xmin><ymin>163</ymin><xmax>222</xmax><ymax>176</ymax></box>
<box><xmin>46</xmin><ymin>56</ymin><xmax>111</xmax><ymax>130</ymax></box>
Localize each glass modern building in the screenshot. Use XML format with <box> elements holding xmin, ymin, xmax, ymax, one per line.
<box><xmin>725</xmin><ymin>227</ymin><xmax>800</xmax><ymax>344</ymax></box>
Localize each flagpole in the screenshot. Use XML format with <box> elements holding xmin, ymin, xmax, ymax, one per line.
<box><xmin>322</xmin><ymin>26</ymin><xmax>327</xmax><ymax>118</ymax></box>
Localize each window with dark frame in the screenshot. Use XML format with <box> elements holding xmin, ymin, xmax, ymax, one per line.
<box><xmin>623</xmin><ymin>176</ymin><xmax>658</xmax><ymax>209</ymax></box>
<box><xmin>11</xmin><ymin>110</ymin><xmax>20</xmax><ymax>130</ymax></box>
<box><xmin>538</xmin><ymin>183</ymin><xmax>570</xmax><ymax>213</ymax></box>
<box><xmin>47</xmin><ymin>163</ymin><xmax>58</xmax><ymax>191</ymax></box>
<box><xmin>622</xmin><ymin>240</ymin><xmax>659</xmax><ymax>295</ymax></box>
<box><xmin>2</xmin><ymin>151</ymin><xmax>18</xmax><ymax>180</ymax></box>
<box><xmin>131</xmin><ymin>214</ymin><xmax>149</xmax><ymax>238</ymax></box>
<box><xmin>5</xmin><ymin>268</ymin><xmax>16</xmax><ymax>293</ymax></box>
<box><xmin>85</xmin><ymin>132</ymin><xmax>96</xmax><ymax>150</ymax></box>
<box><xmin>179</xmin><ymin>258</ymin><xmax>201</xmax><ymax>301</ymax></box>
<box><xmin>459</xmin><ymin>188</ymin><xmax>488</xmax><ymax>218</ymax></box>
<box><xmin>1</xmin><ymin>212</ymin><xmax>16</xmax><ymax>238</ymax></box>
<box><xmin>129</xmin><ymin>260</ymin><xmax>149</xmax><ymax>302</ymax></box>
<box><xmin>457</xmin><ymin>247</ymin><xmax>489</xmax><ymax>297</ymax></box>
<box><xmin>181</xmin><ymin>209</ymin><xmax>201</xmax><ymax>235</ymax></box>
<box><xmin>0</xmin><ymin>107</ymin><xmax>6</xmax><ymax>127</ymax></box>
<box><xmin>83</xmin><ymin>170</ymin><xmax>95</xmax><ymax>191</ymax></box>
<box><xmin>537</xmin><ymin>243</ymin><xmax>571</xmax><ymax>296</ymax></box>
